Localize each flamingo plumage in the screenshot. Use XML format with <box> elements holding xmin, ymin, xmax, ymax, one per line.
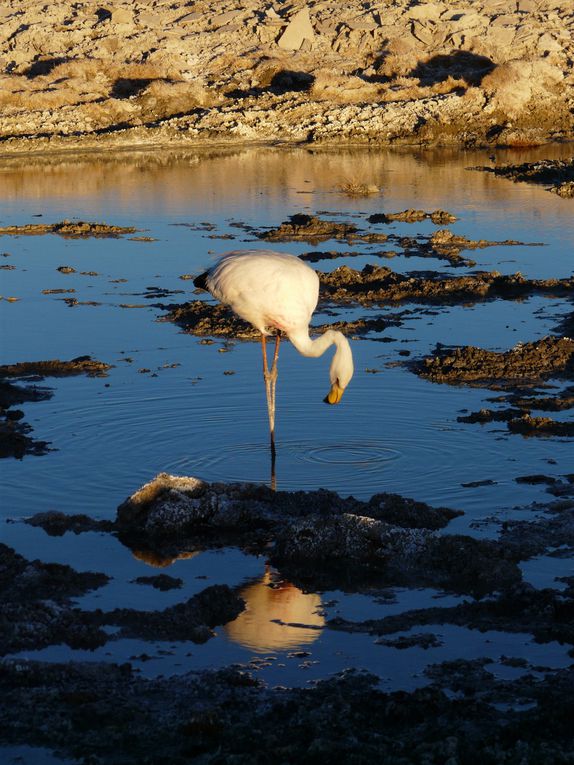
<box><xmin>194</xmin><ymin>249</ymin><xmax>354</xmax><ymax>452</ymax></box>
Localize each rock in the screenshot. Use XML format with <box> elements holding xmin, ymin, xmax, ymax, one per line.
<box><xmin>277</xmin><ymin>7</ymin><xmax>315</xmax><ymax>51</ymax></box>
<box><xmin>406</xmin><ymin>3</ymin><xmax>444</xmax><ymax>21</ymax></box>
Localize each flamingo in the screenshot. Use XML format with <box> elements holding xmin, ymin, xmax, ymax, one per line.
<box><xmin>193</xmin><ymin>250</ymin><xmax>354</xmax><ymax>455</ymax></box>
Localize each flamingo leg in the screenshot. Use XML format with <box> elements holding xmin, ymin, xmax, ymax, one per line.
<box><xmin>261</xmin><ymin>334</ymin><xmax>281</xmax><ymax>490</ymax></box>
<box><xmin>261</xmin><ymin>335</ymin><xmax>277</xmax><ymax>462</ymax></box>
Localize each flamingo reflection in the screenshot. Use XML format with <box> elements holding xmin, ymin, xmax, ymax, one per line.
<box><xmin>224</xmin><ymin>567</ymin><xmax>324</xmax><ymax>653</ymax></box>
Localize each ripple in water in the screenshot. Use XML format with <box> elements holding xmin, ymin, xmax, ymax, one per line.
<box><xmin>166</xmin><ymin>439</ymin><xmax>402</xmax><ymax>495</ymax></box>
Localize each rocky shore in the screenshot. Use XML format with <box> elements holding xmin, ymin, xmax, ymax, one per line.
<box><xmin>1</xmin><ymin>0</ymin><xmax>573</xmax><ymax>153</ymax></box>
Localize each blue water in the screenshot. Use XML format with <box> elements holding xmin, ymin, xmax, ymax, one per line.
<box><xmin>0</xmin><ymin>145</ymin><xmax>572</xmax><ymax>692</ymax></box>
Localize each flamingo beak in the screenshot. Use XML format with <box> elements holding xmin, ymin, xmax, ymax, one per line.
<box><xmin>324</xmin><ymin>381</ymin><xmax>345</xmax><ymax>405</ymax></box>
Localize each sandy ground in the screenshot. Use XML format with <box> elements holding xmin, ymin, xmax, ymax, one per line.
<box><xmin>1</xmin><ymin>0</ymin><xmax>573</xmax><ymax>153</ymax></box>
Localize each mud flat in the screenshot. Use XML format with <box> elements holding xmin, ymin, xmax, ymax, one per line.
<box><xmin>0</xmin><ymin>221</ymin><xmax>138</xmax><ymax>238</ymax></box>
<box><xmin>165</xmin><ymin>265</ymin><xmax>574</xmax><ymax>339</ymax></box>
<box><xmin>0</xmin><ymin>1</ymin><xmax>573</xmax><ymax>153</ymax></box>
<box><xmin>417</xmin><ymin>336</ymin><xmax>574</xmax><ymax>385</ymax></box>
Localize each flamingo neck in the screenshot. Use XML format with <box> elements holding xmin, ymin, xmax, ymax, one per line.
<box><xmin>287</xmin><ymin>327</ymin><xmax>354</xmax><ymax>387</ymax></box>
<box><xmin>288</xmin><ymin>328</ymin><xmax>340</xmax><ymax>358</ymax></box>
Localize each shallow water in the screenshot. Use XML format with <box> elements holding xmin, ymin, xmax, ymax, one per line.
<box><xmin>1</xmin><ymin>145</ymin><xmax>573</xmax><ymax>690</ymax></box>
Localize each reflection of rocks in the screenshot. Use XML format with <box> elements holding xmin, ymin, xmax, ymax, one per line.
<box><xmin>131</xmin><ymin>547</ymin><xmax>201</xmax><ymax>569</ymax></box>
<box><xmin>473</xmin><ymin>158</ymin><xmax>574</xmax><ymax>197</ymax></box>
<box><xmin>224</xmin><ymin>568</ymin><xmax>324</xmax><ymax>652</ymax></box>
<box><xmin>0</xmin><ymin>541</ymin><xmax>242</xmax><ymax>655</ymax></box>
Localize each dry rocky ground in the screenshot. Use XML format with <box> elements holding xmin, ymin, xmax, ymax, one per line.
<box><xmin>0</xmin><ymin>0</ymin><xmax>573</xmax><ymax>152</ymax></box>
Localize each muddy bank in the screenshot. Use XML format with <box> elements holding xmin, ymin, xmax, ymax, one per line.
<box><xmin>0</xmin><ymin>1</ymin><xmax>573</xmax><ymax>152</ymax></box>
<box><xmin>0</xmin><ymin>221</ymin><xmax>137</xmax><ymax>238</ymax></box>
<box><xmin>0</xmin><ymin>357</ymin><xmax>112</xmax><ymax>458</ymax></box>
<box><xmin>318</xmin><ymin>266</ymin><xmax>574</xmax><ymax>306</ymax></box>
<box><xmin>256</xmin><ymin>214</ymin><xmax>534</xmax><ymax>267</ymax></box>
<box><xmin>473</xmin><ymin>157</ymin><xmax>574</xmax><ymax>197</ymax></box>
<box><xmin>416</xmin><ymin>336</ymin><xmax>574</xmax><ymax>385</ymax></box>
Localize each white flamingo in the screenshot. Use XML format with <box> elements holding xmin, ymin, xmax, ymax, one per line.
<box><xmin>194</xmin><ymin>250</ymin><xmax>354</xmax><ymax>454</ymax></box>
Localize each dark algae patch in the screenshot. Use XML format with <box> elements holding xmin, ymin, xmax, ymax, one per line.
<box><xmin>165</xmin><ymin>269</ymin><xmax>573</xmax><ymax>342</ymax></box>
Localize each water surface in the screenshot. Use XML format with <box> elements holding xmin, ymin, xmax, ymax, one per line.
<box><xmin>1</xmin><ymin>145</ymin><xmax>572</xmax><ymax>691</ymax></box>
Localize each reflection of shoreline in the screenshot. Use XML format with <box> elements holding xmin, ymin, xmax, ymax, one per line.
<box><xmin>0</xmin><ymin>145</ymin><xmax>572</xmax><ymax>217</ymax></box>
<box><xmin>131</xmin><ymin>548</ymin><xmax>200</xmax><ymax>568</ymax></box>
<box><xmin>224</xmin><ymin>569</ymin><xmax>324</xmax><ymax>654</ymax></box>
